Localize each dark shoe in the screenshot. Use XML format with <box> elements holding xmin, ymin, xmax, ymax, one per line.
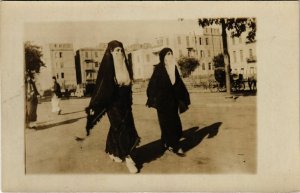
<box><xmin>58</xmin><ymin>110</ymin><xmax>62</xmax><ymax>115</ymax></box>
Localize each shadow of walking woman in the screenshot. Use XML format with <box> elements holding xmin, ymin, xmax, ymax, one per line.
<box><xmin>132</xmin><ymin>122</ymin><xmax>222</xmax><ymax>172</ymax></box>
<box><xmin>181</xmin><ymin>122</ymin><xmax>222</xmax><ymax>152</ymax></box>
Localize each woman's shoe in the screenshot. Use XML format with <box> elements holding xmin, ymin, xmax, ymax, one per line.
<box><xmin>125</xmin><ymin>156</ymin><xmax>138</xmax><ymax>173</ymax></box>
<box><xmin>167</xmin><ymin>147</ymin><xmax>186</xmax><ymax>157</ymax></box>
<box><xmin>108</xmin><ymin>154</ymin><xmax>123</xmax><ymax>163</ymax></box>
<box><xmin>176</xmin><ymin>148</ymin><xmax>186</xmax><ymax>157</ymax></box>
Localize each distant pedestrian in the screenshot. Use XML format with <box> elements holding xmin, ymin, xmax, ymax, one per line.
<box><xmin>51</xmin><ymin>76</ymin><xmax>62</xmax><ymax>115</ymax></box>
<box><xmin>84</xmin><ymin>40</ymin><xmax>140</xmax><ymax>173</ymax></box>
<box><xmin>146</xmin><ymin>47</ymin><xmax>190</xmax><ymax>157</ymax></box>
<box><xmin>25</xmin><ymin>73</ymin><xmax>40</xmax><ymax>128</ymax></box>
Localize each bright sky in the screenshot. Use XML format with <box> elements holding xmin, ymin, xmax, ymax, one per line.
<box><xmin>24</xmin><ymin>19</ymin><xmax>206</xmax><ymax>90</ymax></box>
<box><xmin>24</xmin><ymin>19</ymin><xmax>204</xmax><ymax>50</ymax></box>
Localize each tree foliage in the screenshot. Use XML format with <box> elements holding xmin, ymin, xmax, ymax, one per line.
<box><xmin>212</xmin><ymin>54</ymin><xmax>226</xmax><ymax>85</ymax></box>
<box><xmin>213</xmin><ymin>53</ymin><xmax>225</xmax><ymax>68</ymax></box>
<box><xmin>24</xmin><ymin>41</ymin><xmax>46</xmax><ymax>78</ymax></box>
<box><xmin>177</xmin><ymin>56</ymin><xmax>200</xmax><ymax>78</ymax></box>
<box><xmin>198</xmin><ymin>18</ymin><xmax>256</xmax><ymax>42</ymax></box>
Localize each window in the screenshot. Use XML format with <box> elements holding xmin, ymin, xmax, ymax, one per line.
<box><xmin>200</xmin><ymin>50</ymin><xmax>204</xmax><ymax>58</ymax></box>
<box><xmin>249</xmin><ymin>49</ymin><xmax>253</xmax><ymax>57</ymax></box>
<box><xmin>186</xmin><ymin>36</ymin><xmax>190</xmax><ymax>47</ymax></box>
<box><xmin>95</xmin><ymin>52</ymin><xmax>98</xmax><ymax>57</ymax></box>
<box><xmin>199</xmin><ymin>38</ymin><xmax>202</xmax><ymax>45</ymax></box>
<box><xmin>177</xmin><ymin>36</ymin><xmax>181</xmax><ymax>44</ymax></box>
<box><xmin>85</xmin><ymin>52</ymin><xmax>88</xmax><ymax>58</ymax></box>
<box><xmin>232</xmin><ymin>37</ymin><xmax>235</xmax><ymax>45</ymax></box>
<box><xmin>208</xmin><ymin>63</ymin><xmax>211</xmax><ymax>70</ymax></box>
<box><xmin>60</xmin><ymin>62</ymin><xmax>64</xmax><ymax>68</ymax></box>
<box><xmin>166</xmin><ymin>38</ymin><xmax>169</xmax><ymax>45</ymax></box>
<box><xmin>202</xmin><ymin>63</ymin><xmax>205</xmax><ymax>70</ymax></box>
<box><xmin>208</xmin><ymin>50</ymin><xmax>211</xmax><ymax>57</ymax></box>
<box><xmin>240</xmin><ymin>50</ymin><xmax>243</xmax><ymax>62</ymax></box>
<box><xmin>57</xmin><ymin>73</ymin><xmax>59</xmax><ymax>79</ymax></box>
<box><xmin>206</xmin><ymin>38</ymin><xmax>209</xmax><ymax>45</ymax></box>
<box><xmin>240</xmin><ymin>68</ymin><xmax>244</xmax><ymax>74</ymax></box>
<box><xmin>61</xmin><ymin>72</ymin><xmax>64</xmax><ymax>79</ymax></box>
<box><xmin>233</xmin><ymin>51</ymin><xmax>237</xmax><ymax>63</ymax></box>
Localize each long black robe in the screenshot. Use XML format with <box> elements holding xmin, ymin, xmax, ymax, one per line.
<box><xmin>85</xmin><ymin>40</ymin><xmax>140</xmax><ymax>159</ymax></box>
<box><xmin>146</xmin><ymin>62</ymin><xmax>190</xmax><ymax>151</ymax></box>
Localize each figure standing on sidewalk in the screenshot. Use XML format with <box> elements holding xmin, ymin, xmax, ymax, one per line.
<box><xmin>146</xmin><ymin>48</ymin><xmax>190</xmax><ymax>157</ymax></box>
<box><xmin>25</xmin><ymin>73</ymin><xmax>40</xmax><ymax>128</ymax></box>
<box><xmin>51</xmin><ymin>76</ymin><xmax>62</xmax><ymax>115</ymax></box>
<box><xmin>85</xmin><ymin>40</ymin><xmax>140</xmax><ymax>173</ymax></box>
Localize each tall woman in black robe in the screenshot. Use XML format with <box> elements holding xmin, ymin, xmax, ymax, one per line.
<box><xmin>146</xmin><ymin>48</ymin><xmax>190</xmax><ymax>156</ymax></box>
<box><xmin>85</xmin><ymin>40</ymin><xmax>140</xmax><ymax>173</ymax></box>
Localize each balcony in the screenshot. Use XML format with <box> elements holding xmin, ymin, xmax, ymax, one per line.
<box><xmin>247</xmin><ymin>56</ymin><xmax>257</xmax><ymax>63</ymax></box>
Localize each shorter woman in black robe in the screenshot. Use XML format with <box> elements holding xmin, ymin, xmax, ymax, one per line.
<box><xmin>146</xmin><ymin>48</ymin><xmax>190</xmax><ymax>156</ymax></box>
<box><xmin>85</xmin><ymin>40</ymin><xmax>140</xmax><ymax>173</ymax></box>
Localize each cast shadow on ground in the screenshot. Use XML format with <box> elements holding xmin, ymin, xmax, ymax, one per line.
<box><xmin>61</xmin><ymin>110</ymin><xmax>85</xmax><ymax>115</ymax></box>
<box><xmin>132</xmin><ymin>122</ymin><xmax>222</xmax><ymax>171</ymax></box>
<box><xmin>32</xmin><ymin>116</ymin><xmax>86</xmax><ymax>131</ymax></box>
<box><xmin>232</xmin><ymin>90</ymin><xmax>257</xmax><ymax>97</ymax></box>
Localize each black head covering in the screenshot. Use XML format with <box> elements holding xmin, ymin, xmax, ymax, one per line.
<box><xmin>85</xmin><ymin>40</ymin><xmax>133</xmax><ymax>135</ymax></box>
<box><xmin>159</xmin><ymin>47</ymin><xmax>173</xmax><ymax>64</ymax></box>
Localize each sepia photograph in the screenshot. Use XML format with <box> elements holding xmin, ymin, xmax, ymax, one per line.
<box><xmin>1</xmin><ymin>1</ymin><xmax>299</xmax><ymax>192</ymax></box>
<box><xmin>24</xmin><ymin>18</ymin><xmax>257</xmax><ymax>174</ymax></box>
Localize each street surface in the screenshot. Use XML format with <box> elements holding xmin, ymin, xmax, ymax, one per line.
<box><xmin>25</xmin><ymin>91</ymin><xmax>256</xmax><ymax>174</ymax></box>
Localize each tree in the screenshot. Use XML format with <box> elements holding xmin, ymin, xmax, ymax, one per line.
<box><xmin>177</xmin><ymin>56</ymin><xmax>200</xmax><ymax>78</ymax></box>
<box><xmin>213</xmin><ymin>53</ymin><xmax>225</xmax><ymax>68</ymax></box>
<box><xmin>24</xmin><ymin>41</ymin><xmax>46</xmax><ymax>78</ymax></box>
<box><xmin>198</xmin><ymin>18</ymin><xmax>256</xmax><ymax>94</ymax></box>
<box><xmin>213</xmin><ymin>54</ymin><xmax>226</xmax><ymax>87</ymax></box>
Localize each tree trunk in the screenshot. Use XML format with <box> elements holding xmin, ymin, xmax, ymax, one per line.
<box><xmin>221</xmin><ymin>19</ymin><xmax>231</xmax><ymax>95</ymax></box>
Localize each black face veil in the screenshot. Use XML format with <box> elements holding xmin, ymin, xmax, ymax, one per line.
<box><xmin>85</xmin><ymin>40</ymin><xmax>133</xmax><ymax>135</ymax></box>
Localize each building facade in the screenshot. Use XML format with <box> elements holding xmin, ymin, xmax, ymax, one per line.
<box><xmin>227</xmin><ymin>30</ymin><xmax>257</xmax><ymax>78</ymax></box>
<box><xmin>49</xmin><ymin>43</ymin><xmax>77</xmax><ymax>89</ymax></box>
<box><xmin>129</xmin><ymin>47</ymin><xmax>159</xmax><ymax>80</ymax></box>
<box><xmin>75</xmin><ymin>47</ymin><xmax>105</xmax><ymax>85</ymax></box>
<box><xmin>153</xmin><ymin>27</ymin><xmax>223</xmax><ymax>76</ymax></box>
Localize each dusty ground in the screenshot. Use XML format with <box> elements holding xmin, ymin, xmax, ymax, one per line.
<box><xmin>25</xmin><ymin>91</ymin><xmax>256</xmax><ymax>174</ymax></box>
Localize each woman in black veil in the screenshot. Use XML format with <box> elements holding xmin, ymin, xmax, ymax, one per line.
<box><xmin>85</xmin><ymin>40</ymin><xmax>140</xmax><ymax>173</ymax></box>
<box><xmin>146</xmin><ymin>48</ymin><xmax>190</xmax><ymax>157</ymax></box>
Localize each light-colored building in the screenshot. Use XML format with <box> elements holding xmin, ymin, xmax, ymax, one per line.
<box><xmin>49</xmin><ymin>43</ymin><xmax>77</xmax><ymax>89</ymax></box>
<box><xmin>227</xmin><ymin>29</ymin><xmax>257</xmax><ymax>78</ymax></box>
<box><xmin>153</xmin><ymin>27</ymin><xmax>223</xmax><ymax>76</ymax></box>
<box><xmin>75</xmin><ymin>47</ymin><xmax>105</xmax><ymax>84</ymax></box>
<box><xmin>127</xmin><ymin>43</ymin><xmax>159</xmax><ymax>80</ymax></box>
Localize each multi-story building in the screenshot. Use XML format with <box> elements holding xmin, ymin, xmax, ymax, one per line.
<box><xmin>75</xmin><ymin>47</ymin><xmax>105</xmax><ymax>85</ymax></box>
<box><xmin>128</xmin><ymin>45</ymin><xmax>159</xmax><ymax>80</ymax></box>
<box><xmin>227</xmin><ymin>30</ymin><xmax>257</xmax><ymax>78</ymax></box>
<box><xmin>49</xmin><ymin>43</ymin><xmax>77</xmax><ymax>89</ymax></box>
<box><xmin>152</xmin><ymin>27</ymin><xmax>223</xmax><ymax>77</ymax></box>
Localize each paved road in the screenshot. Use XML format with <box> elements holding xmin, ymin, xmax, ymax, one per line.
<box><xmin>25</xmin><ymin>92</ymin><xmax>256</xmax><ymax>174</ymax></box>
